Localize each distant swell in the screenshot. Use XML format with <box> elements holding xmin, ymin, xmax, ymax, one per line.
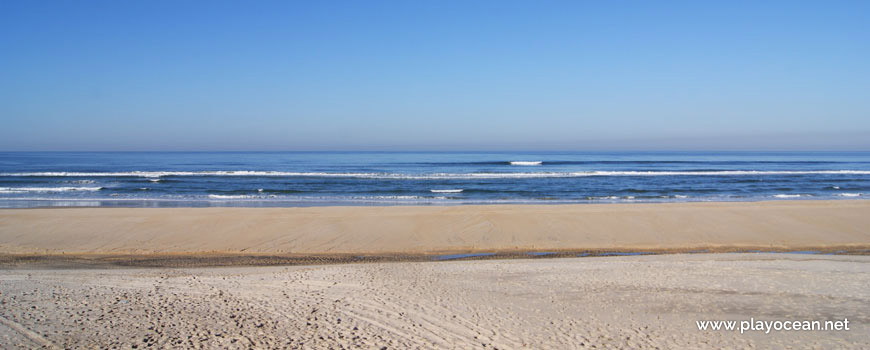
<box><xmin>416</xmin><ymin>160</ymin><xmax>868</xmax><ymax>166</ymax></box>
<box><xmin>2</xmin><ymin>170</ymin><xmax>870</xmax><ymax>179</ymax></box>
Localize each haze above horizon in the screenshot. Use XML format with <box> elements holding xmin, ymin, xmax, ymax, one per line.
<box><xmin>1</xmin><ymin>1</ymin><xmax>868</xmax><ymax>151</ymax></box>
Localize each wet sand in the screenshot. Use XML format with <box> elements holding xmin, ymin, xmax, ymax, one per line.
<box><xmin>1</xmin><ymin>253</ymin><xmax>868</xmax><ymax>349</ymax></box>
<box><xmin>1</xmin><ymin>200</ymin><xmax>869</xmax><ymax>261</ymax></box>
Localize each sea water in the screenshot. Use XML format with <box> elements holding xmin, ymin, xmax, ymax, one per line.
<box><xmin>0</xmin><ymin>151</ymin><xmax>868</xmax><ymax>208</ymax></box>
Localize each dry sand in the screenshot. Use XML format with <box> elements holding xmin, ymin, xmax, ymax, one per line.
<box><xmin>1</xmin><ymin>253</ymin><xmax>868</xmax><ymax>349</ymax></box>
<box><xmin>1</xmin><ymin>200</ymin><xmax>870</xmax><ymax>258</ymax></box>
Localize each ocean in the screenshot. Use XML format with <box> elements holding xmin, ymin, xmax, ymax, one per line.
<box><xmin>0</xmin><ymin>151</ymin><xmax>868</xmax><ymax>208</ymax></box>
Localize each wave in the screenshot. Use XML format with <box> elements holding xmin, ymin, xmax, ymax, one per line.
<box><xmin>430</xmin><ymin>189</ymin><xmax>463</xmax><ymax>193</ymax></box>
<box><xmin>589</xmin><ymin>196</ymin><xmax>637</xmax><ymax>200</ymax></box>
<box><xmin>772</xmin><ymin>194</ymin><xmax>810</xmax><ymax>198</ymax></box>
<box><xmin>0</xmin><ymin>186</ymin><xmax>103</xmax><ymax>193</ymax></box>
<box><xmin>356</xmin><ymin>195</ymin><xmax>425</xmax><ymax>200</ymax></box>
<box><xmin>2</xmin><ymin>190</ymin><xmax>865</xmax><ymax>207</ymax></box>
<box><xmin>509</xmin><ymin>161</ymin><xmax>542</xmax><ymax>166</ymax></box>
<box><xmin>208</xmin><ymin>194</ymin><xmax>260</xmax><ymax>199</ymax></box>
<box><xmin>416</xmin><ymin>160</ymin><xmax>867</xmax><ymax>166</ymax></box>
<box><xmin>0</xmin><ymin>171</ymin><xmax>385</xmax><ymax>177</ymax></box>
<box><xmin>3</xmin><ymin>170</ymin><xmax>870</xmax><ymax>179</ymax></box>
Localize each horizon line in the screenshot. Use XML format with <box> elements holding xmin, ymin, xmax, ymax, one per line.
<box><xmin>2</xmin><ymin>149</ymin><xmax>870</xmax><ymax>153</ymax></box>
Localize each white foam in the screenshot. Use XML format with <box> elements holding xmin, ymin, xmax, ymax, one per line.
<box><xmin>430</xmin><ymin>189</ymin><xmax>463</xmax><ymax>193</ymax></box>
<box><xmin>356</xmin><ymin>195</ymin><xmax>423</xmax><ymax>200</ymax></box>
<box><xmin>0</xmin><ymin>187</ymin><xmax>103</xmax><ymax>192</ymax></box>
<box><xmin>510</xmin><ymin>161</ymin><xmax>542</xmax><ymax>166</ymax></box>
<box><xmin>207</xmin><ymin>194</ymin><xmax>256</xmax><ymax>199</ymax></box>
<box><xmin>833</xmin><ymin>186</ymin><xmax>841</xmax><ymax>189</ymax></box>
<box><xmin>1</xmin><ymin>170</ymin><xmax>869</xmax><ymax>179</ymax></box>
<box><xmin>673</xmin><ymin>195</ymin><xmax>689</xmax><ymax>198</ymax></box>
<box><xmin>149</xmin><ymin>179</ymin><xmax>162</xmax><ymax>182</ymax></box>
<box><xmin>772</xmin><ymin>194</ymin><xmax>807</xmax><ymax>198</ymax></box>
<box><xmin>837</xmin><ymin>193</ymin><xmax>861</xmax><ymax>197</ymax></box>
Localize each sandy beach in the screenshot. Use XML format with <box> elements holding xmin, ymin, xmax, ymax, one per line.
<box><xmin>2</xmin><ymin>200</ymin><xmax>870</xmax><ymax>348</ymax></box>
<box><xmin>1</xmin><ymin>200</ymin><xmax>870</xmax><ymax>260</ymax></box>
<box><xmin>1</xmin><ymin>253</ymin><xmax>868</xmax><ymax>349</ymax></box>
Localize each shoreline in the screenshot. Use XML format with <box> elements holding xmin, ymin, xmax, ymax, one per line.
<box><xmin>0</xmin><ymin>197</ymin><xmax>866</xmax><ymax>209</ymax></box>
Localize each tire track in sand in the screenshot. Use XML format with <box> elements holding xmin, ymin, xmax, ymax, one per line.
<box><xmin>0</xmin><ymin>314</ymin><xmax>61</xmax><ymax>350</ymax></box>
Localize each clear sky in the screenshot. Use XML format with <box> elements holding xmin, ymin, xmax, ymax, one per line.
<box><xmin>1</xmin><ymin>1</ymin><xmax>868</xmax><ymax>151</ymax></box>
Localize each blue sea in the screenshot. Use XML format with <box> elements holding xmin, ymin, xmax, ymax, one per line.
<box><xmin>0</xmin><ymin>151</ymin><xmax>869</xmax><ymax>208</ymax></box>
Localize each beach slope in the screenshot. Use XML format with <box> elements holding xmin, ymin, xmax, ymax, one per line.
<box><xmin>1</xmin><ymin>200</ymin><xmax>869</xmax><ymax>257</ymax></box>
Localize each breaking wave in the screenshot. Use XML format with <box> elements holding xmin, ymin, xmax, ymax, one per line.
<box><xmin>2</xmin><ymin>170</ymin><xmax>870</xmax><ymax>179</ymax></box>
<box><xmin>0</xmin><ymin>186</ymin><xmax>103</xmax><ymax>193</ymax></box>
<box><xmin>836</xmin><ymin>193</ymin><xmax>862</xmax><ymax>197</ymax></box>
<box><xmin>772</xmin><ymin>194</ymin><xmax>810</xmax><ymax>198</ymax></box>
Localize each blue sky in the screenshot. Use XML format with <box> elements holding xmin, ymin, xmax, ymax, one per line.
<box><xmin>1</xmin><ymin>1</ymin><xmax>868</xmax><ymax>151</ymax></box>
